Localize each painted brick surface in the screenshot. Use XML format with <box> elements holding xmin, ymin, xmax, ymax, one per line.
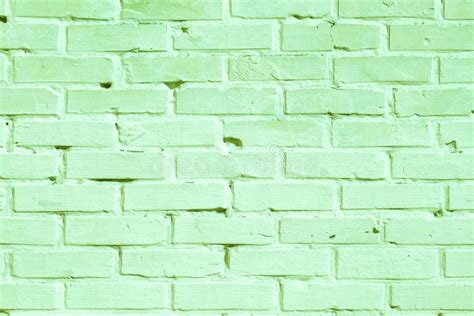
<box><xmin>0</xmin><ymin>0</ymin><xmax>473</xmax><ymax>314</ymax></box>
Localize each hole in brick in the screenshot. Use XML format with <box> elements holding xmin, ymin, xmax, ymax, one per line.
<box><xmin>434</xmin><ymin>210</ymin><xmax>443</xmax><ymax>217</ymax></box>
<box><xmin>99</xmin><ymin>82</ymin><xmax>112</xmax><ymax>89</ymax></box>
<box><xmin>164</xmin><ymin>80</ymin><xmax>184</xmax><ymax>89</ymax></box>
<box><xmin>329</xmin><ymin>234</ymin><xmax>336</xmax><ymax>239</ymax></box>
<box><xmin>0</xmin><ymin>16</ymin><xmax>7</xmax><ymax>23</ymax></box>
<box><xmin>55</xmin><ymin>146</ymin><xmax>71</xmax><ymax>150</ymax></box>
<box><xmin>224</xmin><ymin>137</ymin><xmax>243</xmax><ymax>147</ymax></box>
<box><xmin>180</xmin><ymin>26</ymin><xmax>189</xmax><ymax>33</ymax></box>
<box><xmin>372</xmin><ymin>227</ymin><xmax>380</xmax><ymax>234</ymax></box>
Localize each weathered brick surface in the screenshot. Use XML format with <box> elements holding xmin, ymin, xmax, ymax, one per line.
<box><xmin>1</xmin><ymin>0</ymin><xmax>473</xmax><ymax>313</ymax></box>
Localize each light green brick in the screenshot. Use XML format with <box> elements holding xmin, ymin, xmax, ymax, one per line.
<box><xmin>66</xmin><ymin>216</ymin><xmax>168</xmax><ymax>245</ymax></box>
<box><xmin>177</xmin><ymin>151</ymin><xmax>277</xmax><ymax>178</ymax></box>
<box><xmin>286</xmin><ymin>89</ymin><xmax>385</xmax><ymax>114</ymax></box>
<box><xmin>224</xmin><ymin>120</ymin><xmax>325</xmax><ymax>146</ymax></box>
<box><xmin>173</xmin><ymin>215</ymin><xmax>274</xmax><ymax>245</ymax></box>
<box><xmin>177</xmin><ymin>87</ymin><xmax>277</xmax><ymax>114</ymax></box>
<box><xmin>0</xmin><ymin>120</ymin><xmax>5</xmax><ymax>147</ymax></box>
<box><xmin>0</xmin><ymin>24</ymin><xmax>58</xmax><ymax>50</ymax></box>
<box><xmin>67</xmin><ymin>89</ymin><xmax>168</xmax><ymax>114</ymax></box>
<box><xmin>286</xmin><ymin>151</ymin><xmax>387</xmax><ymax>179</ymax></box>
<box><xmin>283</xmin><ymin>282</ymin><xmax>384</xmax><ymax>310</ymax></box>
<box><xmin>122</xmin><ymin>0</ymin><xmax>222</xmax><ymax>20</ymax></box>
<box><xmin>15</xmin><ymin>57</ymin><xmax>114</xmax><ymax>83</ymax></box>
<box><xmin>339</xmin><ymin>0</ymin><xmax>435</xmax><ymax>18</ymax></box>
<box><xmin>282</xmin><ymin>23</ymin><xmax>332</xmax><ymax>51</ymax></box>
<box><xmin>0</xmin><ymin>283</ymin><xmax>60</xmax><ymax>310</ymax></box>
<box><xmin>385</xmin><ymin>219</ymin><xmax>474</xmax><ymax>245</ymax></box>
<box><xmin>230</xmin><ymin>248</ymin><xmax>330</xmax><ymax>276</ymax></box>
<box><xmin>231</xmin><ymin>0</ymin><xmax>330</xmax><ymax>18</ymax></box>
<box><xmin>229</xmin><ymin>56</ymin><xmax>327</xmax><ymax>81</ymax></box>
<box><xmin>0</xmin><ymin>0</ymin><xmax>4</xmax><ymax>14</ymax></box>
<box><xmin>391</xmin><ymin>284</ymin><xmax>474</xmax><ymax>310</ymax></box>
<box><xmin>0</xmin><ymin>217</ymin><xmax>58</xmax><ymax>245</ymax></box>
<box><xmin>395</xmin><ymin>89</ymin><xmax>474</xmax><ymax>116</ymax></box>
<box><xmin>449</xmin><ymin>184</ymin><xmax>474</xmax><ymax>210</ymax></box>
<box><xmin>0</xmin><ymin>154</ymin><xmax>58</xmax><ymax>179</ymax></box>
<box><xmin>333</xmin><ymin>120</ymin><xmax>432</xmax><ymax>147</ymax></box>
<box><xmin>66</xmin><ymin>282</ymin><xmax>168</xmax><ymax>309</ymax></box>
<box><xmin>12</xmin><ymin>0</ymin><xmax>117</xmax><ymax>19</ymax></box>
<box><xmin>14</xmin><ymin>185</ymin><xmax>115</xmax><ymax>212</ymax></box>
<box><xmin>335</xmin><ymin>57</ymin><xmax>432</xmax><ymax>83</ymax></box>
<box><xmin>441</xmin><ymin>121</ymin><xmax>474</xmax><ymax>148</ymax></box>
<box><xmin>66</xmin><ymin>151</ymin><xmax>165</xmax><ymax>180</ymax></box>
<box><xmin>343</xmin><ymin>184</ymin><xmax>442</xmax><ymax>209</ymax></box>
<box><xmin>125</xmin><ymin>56</ymin><xmax>222</xmax><ymax>83</ymax></box>
<box><xmin>337</xmin><ymin>248</ymin><xmax>438</xmax><ymax>279</ymax></box>
<box><xmin>174</xmin><ymin>281</ymin><xmax>275</xmax><ymax>310</ymax></box>
<box><xmin>445</xmin><ymin>250</ymin><xmax>474</xmax><ymax>277</ymax></box>
<box><xmin>0</xmin><ymin>88</ymin><xmax>58</xmax><ymax>115</ymax></box>
<box><xmin>68</xmin><ymin>24</ymin><xmax>167</xmax><ymax>52</ymax></box>
<box><xmin>391</xmin><ymin>25</ymin><xmax>474</xmax><ymax>51</ymax></box>
<box><xmin>331</xmin><ymin>24</ymin><xmax>381</xmax><ymax>50</ymax></box>
<box><xmin>392</xmin><ymin>153</ymin><xmax>474</xmax><ymax>180</ymax></box>
<box><xmin>14</xmin><ymin>120</ymin><xmax>117</xmax><ymax>147</ymax></box>
<box><xmin>233</xmin><ymin>181</ymin><xmax>336</xmax><ymax>211</ymax></box>
<box><xmin>12</xmin><ymin>250</ymin><xmax>115</xmax><ymax>278</ymax></box>
<box><xmin>280</xmin><ymin>218</ymin><xmax>380</xmax><ymax>244</ymax></box>
<box><xmin>125</xmin><ymin>183</ymin><xmax>227</xmax><ymax>211</ymax></box>
<box><xmin>441</xmin><ymin>58</ymin><xmax>474</xmax><ymax>83</ymax></box>
<box><xmin>0</xmin><ymin>55</ymin><xmax>5</xmax><ymax>82</ymax></box>
<box><xmin>445</xmin><ymin>0</ymin><xmax>474</xmax><ymax>19</ymax></box>
<box><xmin>122</xmin><ymin>248</ymin><xmax>223</xmax><ymax>277</ymax></box>
<box><xmin>118</xmin><ymin>119</ymin><xmax>218</xmax><ymax>147</ymax></box>
<box><xmin>175</xmin><ymin>24</ymin><xmax>272</xmax><ymax>50</ymax></box>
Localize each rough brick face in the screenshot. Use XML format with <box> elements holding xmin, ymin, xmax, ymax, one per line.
<box><xmin>1</xmin><ymin>0</ymin><xmax>473</xmax><ymax>314</ymax></box>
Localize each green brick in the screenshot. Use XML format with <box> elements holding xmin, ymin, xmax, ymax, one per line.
<box><xmin>173</xmin><ymin>215</ymin><xmax>274</xmax><ymax>245</ymax></box>
<box><xmin>122</xmin><ymin>248</ymin><xmax>223</xmax><ymax>277</ymax></box>
<box><xmin>391</xmin><ymin>25</ymin><xmax>474</xmax><ymax>51</ymax></box>
<box><xmin>337</xmin><ymin>248</ymin><xmax>438</xmax><ymax>279</ymax></box>
<box><xmin>391</xmin><ymin>284</ymin><xmax>474</xmax><ymax>310</ymax></box>
<box><xmin>335</xmin><ymin>57</ymin><xmax>432</xmax><ymax>83</ymax></box>
<box><xmin>0</xmin><ymin>154</ymin><xmax>58</xmax><ymax>179</ymax></box>
<box><xmin>177</xmin><ymin>87</ymin><xmax>277</xmax><ymax>114</ymax></box>
<box><xmin>66</xmin><ymin>216</ymin><xmax>168</xmax><ymax>245</ymax></box>
<box><xmin>449</xmin><ymin>184</ymin><xmax>474</xmax><ymax>210</ymax></box>
<box><xmin>286</xmin><ymin>151</ymin><xmax>387</xmax><ymax>179</ymax></box>
<box><xmin>393</xmin><ymin>153</ymin><xmax>474</xmax><ymax>180</ymax></box>
<box><xmin>224</xmin><ymin>120</ymin><xmax>325</xmax><ymax>146</ymax></box>
<box><xmin>339</xmin><ymin>0</ymin><xmax>435</xmax><ymax>18</ymax></box>
<box><xmin>175</xmin><ymin>24</ymin><xmax>272</xmax><ymax>50</ymax></box>
<box><xmin>330</xmin><ymin>24</ymin><xmax>381</xmax><ymax>50</ymax></box>
<box><xmin>385</xmin><ymin>219</ymin><xmax>474</xmax><ymax>245</ymax></box>
<box><xmin>445</xmin><ymin>250</ymin><xmax>474</xmax><ymax>277</ymax></box>
<box><xmin>0</xmin><ymin>24</ymin><xmax>58</xmax><ymax>50</ymax></box>
<box><xmin>125</xmin><ymin>183</ymin><xmax>227</xmax><ymax>211</ymax></box>
<box><xmin>0</xmin><ymin>88</ymin><xmax>58</xmax><ymax>115</ymax></box>
<box><xmin>280</xmin><ymin>217</ymin><xmax>380</xmax><ymax>244</ymax></box>
<box><xmin>229</xmin><ymin>248</ymin><xmax>330</xmax><ymax>276</ymax></box>
<box><xmin>67</xmin><ymin>89</ymin><xmax>168</xmax><ymax>114</ymax></box>
<box><xmin>0</xmin><ymin>55</ymin><xmax>4</xmax><ymax>82</ymax></box>
<box><xmin>232</xmin><ymin>0</ymin><xmax>330</xmax><ymax>18</ymax></box>
<box><xmin>118</xmin><ymin>119</ymin><xmax>218</xmax><ymax>147</ymax></box>
<box><xmin>445</xmin><ymin>0</ymin><xmax>474</xmax><ymax>19</ymax></box>
<box><xmin>122</xmin><ymin>0</ymin><xmax>222</xmax><ymax>20</ymax></box>
<box><xmin>177</xmin><ymin>151</ymin><xmax>277</xmax><ymax>178</ymax></box>
<box><xmin>283</xmin><ymin>282</ymin><xmax>384</xmax><ymax>310</ymax></box>
<box><xmin>12</xmin><ymin>0</ymin><xmax>117</xmax><ymax>19</ymax></box>
<box><xmin>174</xmin><ymin>281</ymin><xmax>275</xmax><ymax>310</ymax></box>
<box><xmin>15</xmin><ymin>57</ymin><xmax>113</xmax><ymax>83</ymax></box>
<box><xmin>12</xmin><ymin>250</ymin><xmax>115</xmax><ymax>278</ymax></box>
<box><xmin>125</xmin><ymin>56</ymin><xmax>222</xmax><ymax>83</ymax></box>
<box><xmin>0</xmin><ymin>0</ymin><xmax>4</xmax><ymax>14</ymax></box>
<box><xmin>68</xmin><ymin>24</ymin><xmax>167</xmax><ymax>52</ymax></box>
<box><xmin>66</xmin><ymin>282</ymin><xmax>168</xmax><ymax>309</ymax></box>
<box><xmin>286</xmin><ymin>89</ymin><xmax>385</xmax><ymax>114</ymax></box>
<box><xmin>395</xmin><ymin>89</ymin><xmax>474</xmax><ymax>116</ymax></box>
<box><xmin>234</xmin><ymin>181</ymin><xmax>336</xmax><ymax>211</ymax></box>
<box><xmin>0</xmin><ymin>283</ymin><xmax>60</xmax><ymax>309</ymax></box>
<box><xmin>14</xmin><ymin>185</ymin><xmax>115</xmax><ymax>212</ymax></box>
<box><xmin>441</xmin><ymin>121</ymin><xmax>474</xmax><ymax>148</ymax></box>
<box><xmin>14</xmin><ymin>120</ymin><xmax>117</xmax><ymax>147</ymax></box>
<box><xmin>229</xmin><ymin>56</ymin><xmax>327</xmax><ymax>81</ymax></box>
<box><xmin>66</xmin><ymin>151</ymin><xmax>165</xmax><ymax>180</ymax></box>
<box><xmin>333</xmin><ymin>120</ymin><xmax>432</xmax><ymax>147</ymax></box>
<box><xmin>441</xmin><ymin>58</ymin><xmax>474</xmax><ymax>83</ymax></box>
<box><xmin>343</xmin><ymin>184</ymin><xmax>442</xmax><ymax>209</ymax></box>
<box><xmin>281</xmin><ymin>23</ymin><xmax>332</xmax><ymax>51</ymax></box>
<box><xmin>0</xmin><ymin>217</ymin><xmax>58</xmax><ymax>245</ymax></box>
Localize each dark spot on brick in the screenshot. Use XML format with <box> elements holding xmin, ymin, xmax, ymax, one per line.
<box><xmin>0</xmin><ymin>16</ymin><xmax>7</xmax><ymax>23</ymax></box>
<box><xmin>329</xmin><ymin>234</ymin><xmax>336</xmax><ymax>239</ymax></box>
<box><xmin>99</xmin><ymin>82</ymin><xmax>112</xmax><ymax>89</ymax></box>
<box><xmin>372</xmin><ymin>227</ymin><xmax>380</xmax><ymax>234</ymax></box>
<box><xmin>224</xmin><ymin>137</ymin><xmax>243</xmax><ymax>147</ymax></box>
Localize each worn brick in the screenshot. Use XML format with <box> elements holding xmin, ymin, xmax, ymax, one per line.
<box><xmin>12</xmin><ymin>0</ymin><xmax>117</xmax><ymax>19</ymax></box>
<box><xmin>339</xmin><ymin>0</ymin><xmax>435</xmax><ymax>18</ymax></box>
<box><xmin>122</xmin><ymin>0</ymin><xmax>222</xmax><ymax>20</ymax></box>
<box><xmin>441</xmin><ymin>58</ymin><xmax>474</xmax><ymax>83</ymax></box>
<box><xmin>0</xmin><ymin>217</ymin><xmax>58</xmax><ymax>245</ymax></box>
<box><xmin>0</xmin><ymin>283</ymin><xmax>60</xmax><ymax>309</ymax></box>
<box><xmin>445</xmin><ymin>0</ymin><xmax>474</xmax><ymax>19</ymax></box>
<box><xmin>0</xmin><ymin>24</ymin><xmax>58</xmax><ymax>50</ymax></box>
<box><xmin>231</xmin><ymin>0</ymin><xmax>331</xmax><ymax>18</ymax></box>
<box><xmin>0</xmin><ymin>154</ymin><xmax>58</xmax><ymax>179</ymax></box>
<box><xmin>0</xmin><ymin>88</ymin><xmax>58</xmax><ymax>115</ymax></box>
<box><xmin>445</xmin><ymin>250</ymin><xmax>474</xmax><ymax>277</ymax></box>
<box><xmin>449</xmin><ymin>184</ymin><xmax>474</xmax><ymax>210</ymax></box>
<box><xmin>441</xmin><ymin>121</ymin><xmax>474</xmax><ymax>148</ymax></box>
